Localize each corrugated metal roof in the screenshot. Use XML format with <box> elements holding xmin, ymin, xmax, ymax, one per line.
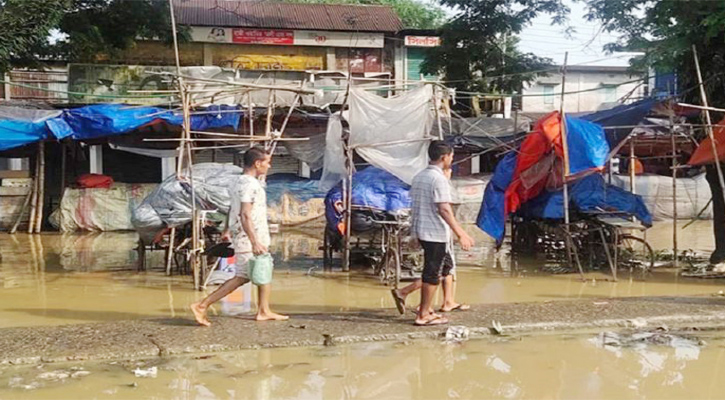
<box><xmin>174</xmin><ymin>0</ymin><xmax>403</xmax><ymax>33</ymax></box>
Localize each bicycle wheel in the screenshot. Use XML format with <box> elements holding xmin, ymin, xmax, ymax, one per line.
<box><xmin>618</xmin><ymin>234</ymin><xmax>655</xmax><ymax>271</ymax></box>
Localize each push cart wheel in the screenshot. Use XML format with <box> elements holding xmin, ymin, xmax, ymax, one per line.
<box><xmin>618</xmin><ymin>234</ymin><xmax>655</xmax><ymax>271</ymax></box>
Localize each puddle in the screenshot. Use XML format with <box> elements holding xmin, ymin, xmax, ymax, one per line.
<box><xmin>0</xmin><ymin>221</ymin><xmax>722</xmax><ymax>328</ymax></box>
<box><xmin>1</xmin><ymin>331</ymin><xmax>724</xmax><ymax>399</ymax></box>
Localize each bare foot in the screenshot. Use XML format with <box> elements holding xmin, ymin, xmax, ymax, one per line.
<box><xmin>255</xmin><ymin>311</ymin><xmax>289</xmax><ymax>321</ymax></box>
<box><xmin>190</xmin><ymin>302</ymin><xmax>211</xmax><ymax>327</ymax></box>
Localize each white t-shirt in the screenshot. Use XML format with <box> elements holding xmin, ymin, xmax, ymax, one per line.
<box><xmin>228</xmin><ymin>175</ymin><xmax>270</xmax><ymax>254</ymax></box>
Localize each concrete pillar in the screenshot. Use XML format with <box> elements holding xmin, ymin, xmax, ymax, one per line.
<box><xmin>325</xmin><ymin>47</ymin><xmax>336</xmax><ymax>71</ymax></box>
<box><xmin>8</xmin><ymin>158</ymin><xmax>24</xmax><ymax>170</ymax></box>
<box><xmin>471</xmin><ymin>156</ymin><xmax>481</xmax><ymax>175</ymax></box>
<box><xmin>298</xmin><ymin>161</ymin><xmax>311</xmax><ymax>179</ymax></box>
<box><xmin>161</xmin><ymin>157</ymin><xmax>176</xmax><ymax>181</ymax></box>
<box><xmin>89</xmin><ymin>145</ymin><xmax>103</xmax><ymax>174</ymax></box>
<box><xmin>394</xmin><ymin>43</ymin><xmax>406</xmax><ymax>88</ymax></box>
<box><xmin>203</xmin><ymin>43</ymin><xmax>214</xmax><ymax>66</ymax></box>
<box><xmin>3</xmin><ymin>72</ymin><xmax>10</xmax><ymax>100</ymax></box>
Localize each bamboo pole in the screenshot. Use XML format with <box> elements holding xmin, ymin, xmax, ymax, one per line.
<box><xmin>558</xmin><ymin>53</ymin><xmax>575</xmax><ymax>274</ymax></box>
<box><xmin>265</xmin><ymin>90</ymin><xmax>274</xmax><ymax>138</ymax></box>
<box><xmin>248</xmin><ymin>93</ymin><xmax>254</xmax><ymax>137</ymax></box>
<box><xmin>10</xmin><ymin>189</ymin><xmax>32</xmax><ymax>234</ymax></box>
<box><xmin>669</xmin><ymin>103</ymin><xmax>678</xmax><ymax>268</ymax></box>
<box><xmin>629</xmin><ymin>138</ymin><xmax>636</xmax><ymax>194</ymax></box>
<box><xmin>166</xmin><ymin>227</ymin><xmax>176</xmax><ymax>275</ymax></box>
<box><xmin>27</xmin><ymin>149</ymin><xmax>39</xmax><ymax>234</ymax></box>
<box><xmin>35</xmin><ymin>141</ymin><xmax>45</xmax><ymax>233</ymax></box>
<box><xmin>145</xmin><ymin>137</ymin><xmax>310</xmax><ymax>142</ymax></box>
<box><xmin>60</xmin><ymin>141</ymin><xmax>66</xmax><ymax>196</ymax></box>
<box><xmin>343</xmin><ymin>133</ymin><xmax>353</xmax><ymax>272</ymax></box>
<box><xmin>692</xmin><ymin>45</ymin><xmax>725</xmax><ymax>212</ymax></box>
<box><xmin>434</xmin><ymin>85</ymin><xmax>443</xmax><ymax>140</ymax></box>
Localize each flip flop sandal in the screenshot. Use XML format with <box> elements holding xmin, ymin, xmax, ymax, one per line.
<box><xmin>410</xmin><ymin>308</ymin><xmax>441</xmax><ymax>319</ymax></box>
<box><xmin>390</xmin><ymin>289</ymin><xmax>406</xmax><ymax>315</ymax></box>
<box><xmin>414</xmin><ymin>315</ymin><xmax>449</xmax><ymax>326</ymax></box>
<box><xmin>439</xmin><ymin>304</ymin><xmax>471</xmax><ymax>313</ymax></box>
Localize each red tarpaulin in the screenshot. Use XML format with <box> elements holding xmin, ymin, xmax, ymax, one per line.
<box><xmin>504</xmin><ymin>112</ymin><xmax>562</xmax><ymax>214</ymax></box>
<box><xmin>687</xmin><ymin>116</ymin><xmax>725</xmax><ymax>166</ymax></box>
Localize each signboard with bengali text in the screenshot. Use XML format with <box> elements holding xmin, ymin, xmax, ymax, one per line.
<box><xmin>191</xmin><ymin>27</ymin><xmax>384</xmax><ymax>48</ymax></box>
<box><xmin>404</xmin><ymin>36</ymin><xmax>441</xmax><ymax>47</ymax></box>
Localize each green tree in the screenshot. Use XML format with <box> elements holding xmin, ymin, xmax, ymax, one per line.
<box><xmin>0</xmin><ymin>0</ymin><xmax>186</xmax><ymax>72</ymax></box>
<box><xmin>0</xmin><ymin>0</ymin><xmax>68</xmax><ymax>73</ymax></box>
<box><xmin>584</xmin><ymin>0</ymin><xmax>725</xmax><ymax>105</ymax></box>
<box><xmin>56</xmin><ymin>0</ymin><xmax>185</xmax><ymax>63</ymax></box>
<box><xmin>287</xmin><ymin>0</ymin><xmax>446</xmax><ymax>29</ymax></box>
<box><xmin>584</xmin><ymin>1</ymin><xmax>725</xmax><ymax>263</ymax></box>
<box><xmin>422</xmin><ymin>0</ymin><xmax>569</xmax><ymax>94</ymax></box>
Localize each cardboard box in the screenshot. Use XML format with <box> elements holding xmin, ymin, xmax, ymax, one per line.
<box><xmin>0</xmin><ymin>170</ymin><xmax>30</xmax><ymax>179</ymax></box>
<box><xmin>1</xmin><ymin>178</ymin><xmax>33</xmax><ymax>187</ymax></box>
<box><xmin>0</xmin><ymin>186</ymin><xmax>30</xmax><ymax>196</ymax></box>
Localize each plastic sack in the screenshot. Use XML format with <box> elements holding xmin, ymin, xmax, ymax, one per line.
<box><xmin>131</xmin><ymin>163</ymin><xmax>244</xmax><ymax>244</ymax></box>
<box><xmin>249</xmin><ymin>254</ymin><xmax>274</xmax><ymax>285</ymax></box>
<box><xmin>77</xmin><ymin>173</ymin><xmax>114</xmax><ymax>189</ymax></box>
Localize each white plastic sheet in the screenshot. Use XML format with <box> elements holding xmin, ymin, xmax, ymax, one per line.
<box><xmin>611</xmin><ymin>173</ymin><xmax>712</xmax><ymax>220</ymax></box>
<box><xmin>348</xmin><ymin>85</ymin><xmax>433</xmax><ymax>184</ymax></box>
<box><xmin>318</xmin><ymin>113</ymin><xmax>346</xmax><ymax>191</ymax></box>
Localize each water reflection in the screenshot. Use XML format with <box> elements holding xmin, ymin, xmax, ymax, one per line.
<box><xmin>1</xmin><ymin>333</ymin><xmax>723</xmax><ymax>399</ymax></box>
<box><xmin>0</xmin><ymin>221</ymin><xmax>722</xmax><ymax>328</ymax></box>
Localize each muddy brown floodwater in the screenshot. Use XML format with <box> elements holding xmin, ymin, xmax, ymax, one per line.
<box><xmin>0</xmin><ymin>221</ymin><xmax>720</xmax><ymax>328</ymax></box>
<box><xmin>1</xmin><ymin>331</ymin><xmax>724</xmax><ymax>399</ymax></box>
<box><xmin>0</xmin><ymin>220</ymin><xmax>723</xmax><ymax>399</ymax></box>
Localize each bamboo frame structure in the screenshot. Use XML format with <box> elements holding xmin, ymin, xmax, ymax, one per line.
<box><xmin>692</xmin><ymin>45</ymin><xmax>725</xmax><ymax>218</ymax></box>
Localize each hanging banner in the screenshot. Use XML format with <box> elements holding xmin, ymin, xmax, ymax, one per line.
<box><xmin>191</xmin><ymin>27</ymin><xmax>384</xmax><ymax>48</ymax></box>
<box><xmin>232</xmin><ymin>29</ymin><xmax>294</xmax><ymax>45</ymax></box>
<box><xmin>404</xmin><ymin>36</ymin><xmax>441</xmax><ymax>47</ymax></box>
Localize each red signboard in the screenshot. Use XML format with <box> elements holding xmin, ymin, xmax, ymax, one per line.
<box><xmin>232</xmin><ymin>29</ymin><xmax>294</xmax><ymax>45</ymax></box>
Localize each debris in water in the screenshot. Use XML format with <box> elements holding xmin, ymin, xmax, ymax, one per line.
<box><xmin>323</xmin><ymin>334</ymin><xmax>335</xmax><ymax>346</ymax></box>
<box><xmin>133</xmin><ymin>366</ymin><xmax>157</xmax><ymax>378</ymax></box>
<box><xmin>37</xmin><ymin>370</ymin><xmax>70</xmax><ymax>381</ymax></box>
<box><xmin>444</xmin><ymin>326</ymin><xmax>470</xmax><ymax>342</ymax></box>
<box><xmin>628</xmin><ymin>318</ymin><xmax>648</xmax><ymax>329</ymax></box>
<box><xmin>290</xmin><ymin>324</ymin><xmax>307</xmax><ymax>329</ymax></box>
<box><xmin>491</xmin><ymin>320</ymin><xmax>503</xmax><ymax>335</ymax></box>
<box><xmin>71</xmin><ymin>370</ymin><xmax>91</xmax><ymax>378</ymax></box>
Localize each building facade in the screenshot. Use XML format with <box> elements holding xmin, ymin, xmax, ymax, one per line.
<box><xmin>521</xmin><ymin>65</ymin><xmax>646</xmax><ymax>113</ymax></box>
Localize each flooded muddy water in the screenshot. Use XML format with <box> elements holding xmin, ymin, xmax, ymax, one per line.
<box><xmin>1</xmin><ymin>331</ymin><xmax>723</xmax><ymax>399</ymax></box>
<box><xmin>0</xmin><ymin>221</ymin><xmax>721</xmax><ymax>328</ymax></box>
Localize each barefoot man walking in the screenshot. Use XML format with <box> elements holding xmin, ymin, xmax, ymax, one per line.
<box><xmin>399</xmin><ymin>141</ymin><xmax>475</xmax><ymax>326</ymax></box>
<box><xmin>191</xmin><ymin>147</ymin><xmax>288</xmax><ymax>325</ymax></box>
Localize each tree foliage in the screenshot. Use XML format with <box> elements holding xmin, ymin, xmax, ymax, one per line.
<box><xmin>286</xmin><ymin>0</ymin><xmax>446</xmax><ymax>29</ymax></box>
<box><xmin>422</xmin><ymin>0</ymin><xmax>569</xmax><ymax>94</ymax></box>
<box><xmin>0</xmin><ymin>0</ymin><xmax>68</xmax><ymax>72</ymax></box>
<box><xmin>0</xmin><ymin>0</ymin><xmax>187</xmax><ymax>73</ymax></box>
<box><xmin>584</xmin><ymin>0</ymin><xmax>725</xmax><ymax>105</ymax></box>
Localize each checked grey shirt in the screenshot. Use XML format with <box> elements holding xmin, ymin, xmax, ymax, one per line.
<box><xmin>410</xmin><ymin>165</ymin><xmax>452</xmax><ymax>243</ymax></box>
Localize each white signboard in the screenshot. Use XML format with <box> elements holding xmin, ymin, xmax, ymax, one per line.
<box><xmin>191</xmin><ymin>27</ymin><xmax>384</xmax><ymax>48</ymax></box>
<box><xmin>404</xmin><ymin>36</ymin><xmax>441</xmax><ymax>47</ymax></box>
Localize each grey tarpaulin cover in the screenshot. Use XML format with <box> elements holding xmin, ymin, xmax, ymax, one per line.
<box><xmin>132</xmin><ymin>163</ymin><xmax>244</xmax><ymax>243</ymax></box>
<box><xmin>319</xmin><ymin>86</ymin><xmax>433</xmax><ymax>190</ymax></box>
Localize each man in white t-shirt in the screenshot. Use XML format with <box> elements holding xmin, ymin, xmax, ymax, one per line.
<box><xmin>191</xmin><ymin>147</ymin><xmax>288</xmax><ymax>326</ymax></box>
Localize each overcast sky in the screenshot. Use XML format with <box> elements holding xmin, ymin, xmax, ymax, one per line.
<box><xmin>517</xmin><ymin>0</ymin><xmax>637</xmax><ymax>67</ymax></box>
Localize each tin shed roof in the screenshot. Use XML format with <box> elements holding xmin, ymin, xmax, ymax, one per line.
<box><xmin>174</xmin><ymin>0</ymin><xmax>404</xmax><ymax>33</ymax></box>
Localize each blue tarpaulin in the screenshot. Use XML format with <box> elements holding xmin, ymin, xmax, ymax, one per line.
<box><xmin>477</xmin><ymin>110</ymin><xmax>653</xmax><ymax>244</ymax></box>
<box><xmin>566</xmin><ymin>117</ymin><xmax>609</xmax><ymax>175</ymax></box>
<box><xmin>0</xmin><ymin>119</ymin><xmax>53</xmax><ymax>151</ymax></box>
<box><xmin>325</xmin><ymin>166</ymin><xmax>411</xmax><ymax>227</ymax></box>
<box><xmin>476</xmin><ymin>152</ymin><xmax>518</xmax><ymax>243</ymax></box>
<box><xmin>580</xmin><ymin>98</ymin><xmax>657</xmax><ymax>147</ymax></box>
<box><xmin>0</xmin><ymin>104</ymin><xmax>243</xmax><ymax>151</ymax></box>
<box><xmin>517</xmin><ymin>174</ymin><xmax>652</xmax><ymax>226</ymax></box>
